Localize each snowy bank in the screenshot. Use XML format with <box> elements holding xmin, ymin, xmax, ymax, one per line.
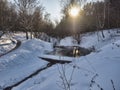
<box><xmin>0</xmin><ymin>39</ymin><xmax>53</xmax><ymax>89</ymax></box>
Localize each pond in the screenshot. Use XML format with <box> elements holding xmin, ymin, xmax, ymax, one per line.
<box><xmin>46</xmin><ymin>46</ymin><xmax>92</xmax><ymax>57</ymax></box>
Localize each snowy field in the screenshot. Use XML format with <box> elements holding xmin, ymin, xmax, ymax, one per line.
<box><xmin>0</xmin><ymin>38</ymin><xmax>16</xmax><ymax>55</ymax></box>
<box><xmin>0</xmin><ymin>29</ymin><xmax>120</xmax><ymax>90</ymax></box>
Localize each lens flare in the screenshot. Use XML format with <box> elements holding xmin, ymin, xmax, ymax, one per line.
<box><xmin>69</xmin><ymin>7</ymin><xmax>80</xmax><ymax>17</ymax></box>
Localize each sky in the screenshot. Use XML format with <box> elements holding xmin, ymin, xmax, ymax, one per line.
<box><xmin>10</xmin><ymin>0</ymin><xmax>102</xmax><ymax>23</ymax></box>
<box><xmin>41</xmin><ymin>0</ymin><xmax>62</xmax><ymax>23</ymax></box>
<box><xmin>10</xmin><ymin>0</ymin><xmax>62</xmax><ymax>23</ymax></box>
<box><xmin>40</xmin><ymin>0</ymin><xmax>102</xmax><ymax>23</ymax></box>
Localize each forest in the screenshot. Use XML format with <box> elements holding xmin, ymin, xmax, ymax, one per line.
<box><xmin>0</xmin><ymin>0</ymin><xmax>120</xmax><ymax>39</ymax></box>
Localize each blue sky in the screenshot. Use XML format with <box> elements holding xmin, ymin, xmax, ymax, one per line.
<box><xmin>41</xmin><ymin>0</ymin><xmax>62</xmax><ymax>23</ymax></box>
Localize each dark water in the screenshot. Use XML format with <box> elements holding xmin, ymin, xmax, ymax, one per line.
<box><xmin>47</xmin><ymin>46</ymin><xmax>91</xmax><ymax>57</ymax></box>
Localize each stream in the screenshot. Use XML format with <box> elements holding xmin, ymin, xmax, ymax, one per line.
<box><xmin>3</xmin><ymin>63</ymin><xmax>54</xmax><ymax>90</ymax></box>
<box><xmin>3</xmin><ymin>46</ymin><xmax>91</xmax><ymax>90</ymax></box>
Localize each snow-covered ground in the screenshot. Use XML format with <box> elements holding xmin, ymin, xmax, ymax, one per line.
<box><xmin>80</xmin><ymin>29</ymin><xmax>120</xmax><ymax>49</ymax></box>
<box><xmin>0</xmin><ymin>38</ymin><xmax>53</xmax><ymax>89</ymax></box>
<box><xmin>0</xmin><ymin>29</ymin><xmax>120</xmax><ymax>90</ymax></box>
<box><xmin>59</xmin><ymin>37</ymin><xmax>78</xmax><ymax>46</ymax></box>
<box><xmin>0</xmin><ymin>38</ymin><xmax>16</xmax><ymax>55</ymax></box>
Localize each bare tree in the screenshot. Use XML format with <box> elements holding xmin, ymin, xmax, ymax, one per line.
<box><xmin>32</xmin><ymin>6</ymin><xmax>44</xmax><ymax>38</ymax></box>
<box><xmin>97</xmin><ymin>1</ymin><xmax>106</xmax><ymax>39</ymax></box>
<box><xmin>14</xmin><ymin>0</ymin><xmax>40</xmax><ymax>39</ymax></box>
<box><xmin>0</xmin><ymin>0</ymin><xmax>17</xmax><ymax>38</ymax></box>
<box><xmin>0</xmin><ymin>0</ymin><xmax>8</xmax><ymax>33</ymax></box>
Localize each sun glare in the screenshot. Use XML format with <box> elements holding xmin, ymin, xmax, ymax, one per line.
<box><xmin>69</xmin><ymin>7</ymin><xmax>80</xmax><ymax>17</ymax></box>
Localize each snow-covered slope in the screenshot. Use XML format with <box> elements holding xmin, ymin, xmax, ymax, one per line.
<box><xmin>13</xmin><ymin>38</ymin><xmax>120</xmax><ymax>90</ymax></box>
<box><xmin>60</xmin><ymin>37</ymin><xmax>78</xmax><ymax>46</ymax></box>
<box><xmin>80</xmin><ymin>29</ymin><xmax>120</xmax><ymax>49</ymax></box>
<box><xmin>0</xmin><ymin>29</ymin><xmax>120</xmax><ymax>90</ymax></box>
<box><xmin>59</xmin><ymin>29</ymin><xmax>120</xmax><ymax>49</ymax></box>
<box><xmin>0</xmin><ymin>39</ymin><xmax>16</xmax><ymax>55</ymax></box>
<box><xmin>0</xmin><ymin>39</ymin><xmax>53</xmax><ymax>89</ymax></box>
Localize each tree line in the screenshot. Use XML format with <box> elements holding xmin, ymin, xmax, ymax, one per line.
<box><xmin>0</xmin><ymin>0</ymin><xmax>54</xmax><ymax>39</ymax></box>
<box><xmin>55</xmin><ymin>0</ymin><xmax>120</xmax><ymax>38</ymax></box>
<box><xmin>0</xmin><ymin>0</ymin><xmax>120</xmax><ymax>39</ymax></box>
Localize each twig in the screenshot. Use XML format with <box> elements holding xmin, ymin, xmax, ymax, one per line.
<box><xmin>57</xmin><ymin>64</ymin><xmax>76</xmax><ymax>90</ymax></box>
<box><xmin>111</xmin><ymin>80</ymin><xmax>115</xmax><ymax>90</ymax></box>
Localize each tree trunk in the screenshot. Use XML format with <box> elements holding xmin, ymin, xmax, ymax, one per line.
<box><xmin>30</xmin><ymin>31</ymin><xmax>32</xmax><ymax>39</ymax></box>
<box><xmin>26</xmin><ymin>31</ymin><xmax>29</xmax><ymax>39</ymax></box>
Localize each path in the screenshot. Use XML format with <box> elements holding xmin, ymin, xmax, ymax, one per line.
<box><xmin>0</xmin><ymin>40</ymin><xmax>21</xmax><ymax>57</ymax></box>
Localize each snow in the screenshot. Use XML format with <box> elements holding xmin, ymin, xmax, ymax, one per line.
<box><xmin>39</xmin><ymin>54</ymin><xmax>77</xmax><ymax>61</ymax></box>
<box><xmin>0</xmin><ymin>29</ymin><xmax>120</xmax><ymax>90</ymax></box>
<box><xmin>12</xmin><ymin>39</ymin><xmax>120</xmax><ymax>90</ymax></box>
<box><xmin>59</xmin><ymin>37</ymin><xmax>78</xmax><ymax>46</ymax></box>
<box><xmin>80</xmin><ymin>29</ymin><xmax>120</xmax><ymax>49</ymax></box>
<box><xmin>0</xmin><ymin>38</ymin><xmax>16</xmax><ymax>55</ymax></box>
<box><xmin>0</xmin><ymin>38</ymin><xmax>53</xmax><ymax>89</ymax></box>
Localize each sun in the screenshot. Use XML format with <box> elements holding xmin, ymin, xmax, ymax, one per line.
<box><xmin>69</xmin><ymin>6</ymin><xmax>80</xmax><ymax>17</ymax></box>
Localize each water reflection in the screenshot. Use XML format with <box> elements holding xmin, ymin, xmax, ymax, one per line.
<box><xmin>46</xmin><ymin>46</ymin><xmax>91</xmax><ymax>57</ymax></box>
